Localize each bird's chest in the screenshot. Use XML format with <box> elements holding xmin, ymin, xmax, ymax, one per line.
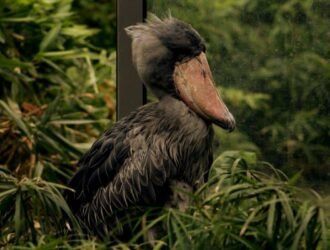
<box><xmin>144</xmin><ymin>99</ymin><xmax>214</xmax><ymax>187</ymax></box>
<box><xmin>173</xmin><ymin>120</ymin><xmax>213</xmax><ymax>187</ymax></box>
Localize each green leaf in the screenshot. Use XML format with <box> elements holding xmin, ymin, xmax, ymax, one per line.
<box><xmin>36</xmin><ymin>50</ymin><xmax>98</xmax><ymax>60</ymax></box>
<box><xmin>267</xmin><ymin>195</ymin><xmax>277</xmax><ymax>241</ymax></box>
<box><xmin>14</xmin><ymin>191</ymin><xmax>23</xmax><ymax>240</ymax></box>
<box><xmin>39</xmin><ymin>23</ymin><xmax>62</xmax><ymax>52</ymax></box>
<box><xmin>0</xmin><ymin>100</ymin><xmax>32</xmax><ymax>140</ymax></box>
<box><xmin>0</xmin><ymin>17</ymin><xmax>35</xmax><ymax>22</ymax></box>
<box><xmin>48</xmin><ymin>119</ymin><xmax>109</xmax><ymax>125</ymax></box>
<box><xmin>0</xmin><ymin>53</ymin><xmax>32</xmax><ymax>69</ymax></box>
<box><xmin>61</xmin><ymin>25</ymin><xmax>98</xmax><ymax>38</ymax></box>
<box><xmin>0</xmin><ymin>28</ymin><xmax>5</xmax><ymax>43</ymax></box>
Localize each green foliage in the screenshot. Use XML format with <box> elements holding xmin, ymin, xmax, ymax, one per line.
<box><xmin>0</xmin><ymin>168</ymin><xmax>81</xmax><ymax>244</ymax></box>
<box><xmin>72</xmin><ymin>0</ymin><xmax>116</xmax><ymax>50</ymax></box>
<box><xmin>149</xmin><ymin>0</ymin><xmax>330</xmax><ymax>179</ymax></box>
<box><xmin>142</xmin><ymin>151</ymin><xmax>329</xmax><ymax>249</ymax></box>
<box><xmin>0</xmin><ymin>0</ymin><xmax>115</xmax><ymax>244</ymax></box>
<box><xmin>1</xmin><ymin>0</ymin><xmax>329</xmax><ymax>248</ymax></box>
<box><xmin>0</xmin><ymin>0</ymin><xmax>115</xmax><ymax>176</ymax></box>
<box><xmin>2</xmin><ymin>151</ymin><xmax>329</xmax><ymax>249</ymax></box>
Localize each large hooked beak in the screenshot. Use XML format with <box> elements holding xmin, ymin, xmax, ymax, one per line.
<box><xmin>173</xmin><ymin>52</ymin><xmax>235</xmax><ymax>131</ymax></box>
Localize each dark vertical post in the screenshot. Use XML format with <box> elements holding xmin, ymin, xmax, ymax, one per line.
<box><xmin>117</xmin><ymin>0</ymin><xmax>146</xmax><ymax>120</ymax></box>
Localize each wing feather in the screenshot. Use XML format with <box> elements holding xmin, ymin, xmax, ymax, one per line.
<box><xmin>80</xmin><ymin>134</ymin><xmax>175</xmax><ymax>228</ymax></box>
<box><xmin>66</xmin><ymin>100</ymin><xmax>213</xmax><ymax>235</ymax></box>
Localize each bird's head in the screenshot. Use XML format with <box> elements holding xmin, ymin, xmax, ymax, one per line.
<box><xmin>125</xmin><ymin>15</ymin><xmax>235</xmax><ymax>131</ymax></box>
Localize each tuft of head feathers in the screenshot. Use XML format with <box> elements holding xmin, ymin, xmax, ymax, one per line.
<box><xmin>125</xmin><ymin>14</ymin><xmax>166</xmax><ymax>39</ymax></box>
<box><xmin>125</xmin><ymin>14</ymin><xmax>173</xmax><ymax>38</ymax></box>
<box><xmin>125</xmin><ymin>14</ymin><xmax>206</xmax><ymax>98</ymax></box>
<box><xmin>125</xmin><ymin>14</ymin><xmax>205</xmax><ymax>57</ymax></box>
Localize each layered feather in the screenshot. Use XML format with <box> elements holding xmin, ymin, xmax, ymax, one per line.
<box><xmin>66</xmin><ymin>97</ymin><xmax>213</xmax><ymax>235</ymax></box>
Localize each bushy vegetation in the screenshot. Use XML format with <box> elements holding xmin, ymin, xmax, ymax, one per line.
<box><xmin>0</xmin><ymin>0</ymin><xmax>115</xmax><ymax>245</ymax></box>
<box><xmin>156</xmin><ymin>151</ymin><xmax>330</xmax><ymax>249</ymax></box>
<box><xmin>0</xmin><ymin>0</ymin><xmax>329</xmax><ymax>249</ymax></box>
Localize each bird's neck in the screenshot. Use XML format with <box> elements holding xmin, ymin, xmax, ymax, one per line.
<box><xmin>158</xmin><ymin>95</ymin><xmax>211</xmax><ymax>127</ymax></box>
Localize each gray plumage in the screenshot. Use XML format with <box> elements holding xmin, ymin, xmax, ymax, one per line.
<box><xmin>66</xmin><ymin>15</ymin><xmax>234</xmax><ymax>237</ymax></box>
<box><xmin>67</xmin><ymin>97</ymin><xmax>213</xmax><ymax>235</ymax></box>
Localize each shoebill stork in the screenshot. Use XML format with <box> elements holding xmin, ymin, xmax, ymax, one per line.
<box><xmin>66</xmin><ymin>15</ymin><xmax>235</xmax><ymax>237</ymax></box>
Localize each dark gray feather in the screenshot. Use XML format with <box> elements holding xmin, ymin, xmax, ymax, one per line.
<box><xmin>66</xmin><ymin>96</ymin><xmax>213</xmax><ymax>235</ymax></box>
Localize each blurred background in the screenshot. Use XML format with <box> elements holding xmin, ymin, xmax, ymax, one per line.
<box><xmin>149</xmin><ymin>0</ymin><xmax>330</xmax><ymax>190</ymax></box>
<box><xmin>0</xmin><ymin>0</ymin><xmax>329</xmax><ymax>246</ymax></box>
<box><xmin>2</xmin><ymin>0</ymin><xmax>328</xmax><ymax>187</ymax></box>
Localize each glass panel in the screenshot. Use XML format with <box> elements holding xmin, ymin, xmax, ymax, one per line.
<box><xmin>148</xmin><ymin>1</ymin><xmax>330</xmax><ymax>191</ymax></box>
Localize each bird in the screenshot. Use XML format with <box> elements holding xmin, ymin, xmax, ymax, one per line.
<box><xmin>65</xmin><ymin>15</ymin><xmax>235</xmax><ymax>239</ymax></box>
